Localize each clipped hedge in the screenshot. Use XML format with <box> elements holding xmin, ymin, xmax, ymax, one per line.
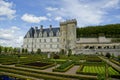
<box><xmin>16</xmin><ymin>62</ymin><xmax>55</xmax><ymax>70</ymax></box>
<box><xmin>110</xmin><ymin>59</ymin><xmax>120</xmax><ymax>66</ymax></box>
<box><xmin>53</xmin><ymin>64</ymin><xmax>74</xmax><ymax>72</ymax></box>
<box><xmin>0</xmin><ymin>65</ymin><xmax>97</xmax><ymax>80</ymax></box>
<box><xmin>50</xmin><ymin>59</ymin><xmax>67</xmax><ymax>64</ymax></box>
<box><xmin>76</xmin><ymin>65</ymin><xmax>84</xmax><ymax>74</ymax></box>
<box><xmin>0</xmin><ymin>67</ymin><xmax>69</xmax><ymax>80</ymax></box>
<box><xmin>77</xmin><ymin>72</ymin><xmax>98</xmax><ymax>76</ymax></box>
<box><xmin>53</xmin><ymin>61</ymin><xmax>74</xmax><ymax>72</ymax></box>
<box><xmin>0</xmin><ymin>72</ymin><xmax>30</xmax><ymax>80</ymax></box>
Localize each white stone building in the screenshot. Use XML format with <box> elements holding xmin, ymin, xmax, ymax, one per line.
<box><xmin>23</xmin><ymin>19</ymin><xmax>120</xmax><ymax>55</ymax></box>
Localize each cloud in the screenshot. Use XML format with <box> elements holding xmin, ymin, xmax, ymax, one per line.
<box><xmin>103</xmin><ymin>0</ymin><xmax>120</xmax><ymax>8</ymax></box>
<box><xmin>46</xmin><ymin>13</ymin><xmax>52</xmax><ymax>17</ymax></box>
<box><xmin>0</xmin><ymin>26</ymin><xmax>23</xmax><ymax>47</ymax></box>
<box><xmin>115</xmin><ymin>15</ymin><xmax>120</xmax><ymax>19</ymax></box>
<box><xmin>0</xmin><ymin>0</ymin><xmax>16</xmax><ymax>20</ymax></box>
<box><xmin>46</xmin><ymin>0</ymin><xmax>120</xmax><ymax>26</ymax></box>
<box><xmin>46</xmin><ymin>7</ymin><xmax>58</xmax><ymax>11</ymax></box>
<box><xmin>55</xmin><ymin>16</ymin><xmax>64</xmax><ymax>21</ymax></box>
<box><xmin>21</xmin><ymin>13</ymin><xmax>48</xmax><ymax>23</ymax></box>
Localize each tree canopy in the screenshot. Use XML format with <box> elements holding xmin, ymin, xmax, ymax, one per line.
<box><xmin>77</xmin><ymin>24</ymin><xmax>120</xmax><ymax>38</ymax></box>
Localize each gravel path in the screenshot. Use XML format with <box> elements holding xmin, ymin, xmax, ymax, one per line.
<box><xmin>65</xmin><ymin>66</ymin><xmax>79</xmax><ymax>74</ymax></box>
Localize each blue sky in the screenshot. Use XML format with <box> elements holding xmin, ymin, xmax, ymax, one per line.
<box><xmin>0</xmin><ymin>0</ymin><xmax>120</xmax><ymax>47</ymax></box>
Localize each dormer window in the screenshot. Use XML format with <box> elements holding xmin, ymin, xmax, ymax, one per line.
<box><xmin>56</xmin><ymin>30</ymin><xmax>60</xmax><ymax>36</ymax></box>
<box><xmin>43</xmin><ymin>31</ymin><xmax>47</xmax><ymax>37</ymax></box>
<box><xmin>39</xmin><ymin>32</ymin><xmax>42</xmax><ymax>37</ymax></box>
<box><xmin>34</xmin><ymin>32</ymin><xmax>37</xmax><ymax>38</ymax></box>
<box><xmin>49</xmin><ymin>31</ymin><xmax>53</xmax><ymax>37</ymax></box>
<box><xmin>27</xmin><ymin>32</ymin><xmax>30</xmax><ymax>38</ymax></box>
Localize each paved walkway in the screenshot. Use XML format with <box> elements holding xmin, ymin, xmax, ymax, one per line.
<box><xmin>98</xmin><ymin>56</ymin><xmax>120</xmax><ymax>72</ymax></box>
<box><xmin>65</xmin><ymin>66</ymin><xmax>79</xmax><ymax>74</ymax></box>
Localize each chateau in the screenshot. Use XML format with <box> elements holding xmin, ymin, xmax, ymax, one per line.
<box><xmin>23</xmin><ymin>19</ymin><xmax>120</xmax><ymax>55</ymax></box>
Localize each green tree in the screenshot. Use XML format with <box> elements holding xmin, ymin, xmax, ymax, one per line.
<box><xmin>7</xmin><ymin>47</ymin><xmax>13</xmax><ymax>54</ymax></box>
<box><xmin>105</xmin><ymin>53</ymin><xmax>111</xmax><ymax>59</ymax></box>
<box><xmin>60</xmin><ymin>49</ymin><xmax>65</xmax><ymax>54</ymax></box>
<box><xmin>25</xmin><ymin>49</ymin><xmax>28</xmax><ymax>54</ymax></box>
<box><xmin>22</xmin><ymin>48</ymin><xmax>24</xmax><ymax>53</ymax></box>
<box><xmin>111</xmin><ymin>53</ymin><xmax>115</xmax><ymax>58</ymax></box>
<box><xmin>4</xmin><ymin>47</ymin><xmax>8</xmax><ymax>53</ymax></box>
<box><xmin>36</xmin><ymin>48</ymin><xmax>41</xmax><ymax>54</ymax></box>
<box><xmin>0</xmin><ymin>46</ymin><xmax>2</xmax><ymax>54</ymax></box>
<box><xmin>118</xmin><ymin>55</ymin><xmax>120</xmax><ymax>62</ymax></box>
<box><xmin>13</xmin><ymin>48</ymin><xmax>17</xmax><ymax>54</ymax></box>
<box><xmin>68</xmin><ymin>49</ymin><xmax>72</xmax><ymax>57</ymax></box>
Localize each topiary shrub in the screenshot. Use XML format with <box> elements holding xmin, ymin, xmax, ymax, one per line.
<box><xmin>53</xmin><ymin>54</ymin><xmax>60</xmax><ymax>59</ymax></box>
<box><xmin>105</xmin><ymin>53</ymin><xmax>111</xmax><ymax>59</ymax></box>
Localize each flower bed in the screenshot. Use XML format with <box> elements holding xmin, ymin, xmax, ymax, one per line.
<box><xmin>16</xmin><ymin>62</ymin><xmax>55</xmax><ymax>70</ymax></box>
<box><xmin>53</xmin><ymin>61</ymin><xmax>74</xmax><ymax>72</ymax></box>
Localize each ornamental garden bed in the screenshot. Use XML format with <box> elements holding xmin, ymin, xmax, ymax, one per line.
<box><xmin>110</xmin><ymin>59</ymin><xmax>120</xmax><ymax>66</ymax></box>
<box><xmin>16</xmin><ymin>62</ymin><xmax>55</xmax><ymax>70</ymax></box>
<box><xmin>25</xmin><ymin>62</ymin><xmax>51</xmax><ymax>67</ymax></box>
<box><xmin>76</xmin><ymin>65</ymin><xmax>120</xmax><ymax>78</ymax></box>
<box><xmin>53</xmin><ymin>61</ymin><xmax>74</xmax><ymax>72</ymax></box>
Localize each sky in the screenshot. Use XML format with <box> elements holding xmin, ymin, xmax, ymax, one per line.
<box><xmin>0</xmin><ymin>0</ymin><xmax>120</xmax><ymax>47</ymax></box>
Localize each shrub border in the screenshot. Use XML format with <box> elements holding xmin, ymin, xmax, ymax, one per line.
<box><xmin>16</xmin><ymin>62</ymin><xmax>55</xmax><ymax>70</ymax></box>
<box><xmin>53</xmin><ymin>64</ymin><xmax>74</xmax><ymax>72</ymax></box>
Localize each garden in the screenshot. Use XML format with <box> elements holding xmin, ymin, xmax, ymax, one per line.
<box><xmin>0</xmin><ymin>53</ymin><xmax>120</xmax><ymax>80</ymax></box>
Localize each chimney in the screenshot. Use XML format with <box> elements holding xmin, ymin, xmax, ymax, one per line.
<box><xmin>35</xmin><ymin>26</ymin><xmax>38</xmax><ymax>32</ymax></box>
<box><xmin>35</xmin><ymin>26</ymin><xmax>38</xmax><ymax>30</ymax></box>
<box><xmin>40</xmin><ymin>25</ymin><xmax>43</xmax><ymax>31</ymax></box>
<box><xmin>50</xmin><ymin>25</ymin><xmax>52</xmax><ymax>30</ymax></box>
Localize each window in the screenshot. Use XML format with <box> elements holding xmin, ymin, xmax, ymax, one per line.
<box><xmin>50</xmin><ymin>44</ymin><xmax>52</xmax><ymax>48</ymax></box>
<box><xmin>44</xmin><ymin>44</ymin><xmax>46</xmax><ymax>48</ymax></box>
<box><xmin>49</xmin><ymin>31</ymin><xmax>53</xmax><ymax>37</ymax></box>
<box><xmin>57</xmin><ymin>44</ymin><xmax>59</xmax><ymax>48</ymax></box>
<box><xmin>34</xmin><ymin>45</ymin><xmax>36</xmax><ymax>48</ymax></box>
<box><xmin>44</xmin><ymin>39</ymin><xmax>46</xmax><ymax>42</ymax></box>
<box><xmin>57</xmin><ymin>38</ymin><xmax>59</xmax><ymax>42</ymax></box>
<box><xmin>50</xmin><ymin>39</ymin><xmax>52</xmax><ymax>42</ymax></box>
<box><xmin>34</xmin><ymin>39</ymin><xmax>36</xmax><ymax>43</ymax></box>
<box><xmin>39</xmin><ymin>39</ymin><xmax>41</xmax><ymax>42</ymax></box>
<box><xmin>27</xmin><ymin>45</ymin><xmax>28</xmax><ymax>48</ymax></box>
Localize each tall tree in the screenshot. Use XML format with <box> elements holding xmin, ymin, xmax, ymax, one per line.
<box><xmin>13</xmin><ymin>48</ymin><xmax>17</xmax><ymax>54</ymax></box>
<box><xmin>0</xmin><ymin>46</ymin><xmax>2</xmax><ymax>54</ymax></box>
<box><xmin>25</xmin><ymin>49</ymin><xmax>28</xmax><ymax>53</ymax></box>
<box><xmin>22</xmin><ymin>48</ymin><xmax>24</xmax><ymax>53</ymax></box>
<box><xmin>68</xmin><ymin>49</ymin><xmax>72</xmax><ymax>57</ymax></box>
<box><xmin>36</xmin><ymin>48</ymin><xmax>41</xmax><ymax>54</ymax></box>
<box><xmin>4</xmin><ymin>47</ymin><xmax>8</xmax><ymax>53</ymax></box>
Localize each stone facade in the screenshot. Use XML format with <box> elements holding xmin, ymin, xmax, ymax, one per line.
<box><xmin>23</xmin><ymin>19</ymin><xmax>120</xmax><ymax>55</ymax></box>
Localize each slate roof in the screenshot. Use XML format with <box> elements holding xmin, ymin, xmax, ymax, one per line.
<box><xmin>24</xmin><ymin>27</ymin><xmax>60</xmax><ymax>38</ymax></box>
